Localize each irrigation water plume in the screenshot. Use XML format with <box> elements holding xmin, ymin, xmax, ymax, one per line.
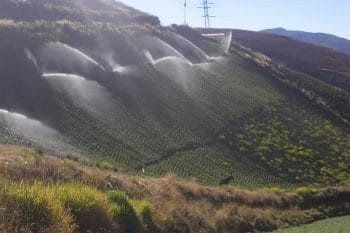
<box><xmin>102</xmin><ymin>53</ymin><xmax>139</xmax><ymax>75</ymax></box>
<box><xmin>163</xmin><ymin>31</ymin><xmax>210</xmax><ymax>61</ymax></box>
<box><xmin>42</xmin><ymin>73</ymin><xmax>113</xmax><ymax>107</ymax></box>
<box><xmin>143</xmin><ymin>50</ymin><xmax>193</xmax><ymax>67</ymax></box>
<box><xmin>112</xmin><ymin>65</ymin><xmax>139</xmax><ymax>75</ymax></box>
<box><xmin>201</xmin><ymin>31</ymin><xmax>232</xmax><ymax>54</ymax></box>
<box><xmin>155</xmin><ymin>56</ymin><xmax>193</xmax><ymax>66</ymax></box>
<box><xmin>0</xmin><ymin>109</ymin><xmax>57</xmax><ymax>137</ymax></box>
<box><xmin>224</xmin><ymin>31</ymin><xmax>233</xmax><ymax>54</ymax></box>
<box><xmin>143</xmin><ymin>50</ymin><xmax>199</xmax><ymax>91</ymax></box>
<box><xmin>138</xmin><ymin>36</ymin><xmax>189</xmax><ymax>61</ymax></box>
<box><xmin>42</xmin><ymin>73</ymin><xmax>86</xmax><ymax>80</ymax></box>
<box><xmin>42</xmin><ymin>72</ymin><xmax>143</xmax><ymax>146</ymax></box>
<box><xmin>144</xmin><ymin>48</ymin><xmax>224</xmax><ymax>76</ymax></box>
<box><xmin>42</xmin><ymin>72</ymin><xmax>126</xmax><ymax>125</ymax></box>
<box><xmin>40</xmin><ymin>42</ymin><xmax>106</xmax><ymax>71</ymax></box>
<box><xmin>0</xmin><ymin>109</ymin><xmax>71</xmax><ymax>154</ymax></box>
<box><xmin>25</xmin><ymin>49</ymin><xmax>40</xmax><ymax>73</ymax></box>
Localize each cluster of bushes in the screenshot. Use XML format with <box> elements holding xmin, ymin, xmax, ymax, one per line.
<box><xmin>0</xmin><ymin>179</ymin><xmax>154</xmax><ymax>233</ymax></box>
<box><xmin>219</xmin><ymin>101</ymin><xmax>350</xmax><ymax>186</ymax></box>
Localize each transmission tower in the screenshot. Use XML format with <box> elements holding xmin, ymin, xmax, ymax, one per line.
<box><xmin>184</xmin><ymin>0</ymin><xmax>187</xmax><ymax>25</ymax></box>
<box><xmin>198</xmin><ymin>0</ymin><xmax>214</xmax><ymax>29</ymax></box>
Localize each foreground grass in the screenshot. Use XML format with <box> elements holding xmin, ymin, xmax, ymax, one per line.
<box><xmin>0</xmin><ymin>179</ymin><xmax>153</xmax><ymax>233</ymax></box>
<box><xmin>273</xmin><ymin>216</ymin><xmax>350</xmax><ymax>233</ymax></box>
<box><xmin>0</xmin><ymin>144</ymin><xmax>350</xmax><ymax>233</ymax></box>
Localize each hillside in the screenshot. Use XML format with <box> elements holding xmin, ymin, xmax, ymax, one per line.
<box><xmin>206</xmin><ymin>28</ymin><xmax>350</xmax><ymax>93</ymax></box>
<box><xmin>263</xmin><ymin>27</ymin><xmax>350</xmax><ymax>56</ymax></box>
<box><xmin>0</xmin><ymin>0</ymin><xmax>160</xmax><ymax>25</ymax></box>
<box><xmin>0</xmin><ymin>0</ymin><xmax>349</xmax><ymax>190</ymax></box>
<box><xmin>1</xmin><ymin>145</ymin><xmax>350</xmax><ymax>233</ymax></box>
<box><xmin>0</xmin><ymin>0</ymin><xmax>350</xmax><ymax>232</ymax></box>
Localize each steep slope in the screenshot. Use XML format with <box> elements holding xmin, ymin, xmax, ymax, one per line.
<box><xmin>263</xmin><ymin>27</ymin><xmax>350</xmax><ymax>56</ymax></box>
<box><xmin>207</xmin><ymin>28</ymin><xmax>350</xmax><ymax>93</ymax></box>
<box><xmin>0</xmin><ymin>0</ymin><xmax>349</xmax><ymax>189</ymax></box>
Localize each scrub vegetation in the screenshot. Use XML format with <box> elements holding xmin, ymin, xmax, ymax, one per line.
<box><xmin>0</xmin><ymin>145</ymin><xmax>350</xmax><ymax>233</ymax></box>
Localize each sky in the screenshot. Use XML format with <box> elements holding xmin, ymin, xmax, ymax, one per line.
<box><xmin>120</xmin><ymin>0</ymin><xmax>350</xmax><ymax>39</ymax></box>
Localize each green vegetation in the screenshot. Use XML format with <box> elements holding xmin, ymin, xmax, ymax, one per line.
<box><xmin>1</xmin><ymin>145</ymin><xmax>350</xmax><ymax>233</ymax></box>
<box><xmin>1</xmin><ymin>180</ymin><xmax>73</xmax><ymax>233</ymax></box>
<box><xmin>273</xmin><ymin>216</ymin><xmax>350</xmax><ymax>233</ymax></box>
<box><xmin>219</xmin><ymin>101</ymin><xmax>350</xmax><ymax>185</ymax></box>
<box><xmin>0</xmin><ymin>179</ymin><xmax>153</xmax><ymax>233</ymax></box>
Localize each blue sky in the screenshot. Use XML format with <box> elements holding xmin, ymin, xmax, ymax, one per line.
<box><xmin>120</xmin><ymin>0</ymin><xmax>350</xmax><ymax>39</ymax></box>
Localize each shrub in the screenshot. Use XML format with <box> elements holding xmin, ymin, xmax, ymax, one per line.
<box><xmin>132</xmin><ymin>200</ymin><xmax>154</xmax><ymax>232</ymax></box>
<box><xmin>295</xmin><ymin>187</ymin><xmax>317</xmax><ymax>196</ymax></box>
<box><xmin>108</xmin><ymin>191</ymin><xmax>134</xmax><ymax>217</ymax></box>
<box><xmin>55</xmin><ymin>183</ymin><xmax>113</xmax><ymax>232</ymax></box>
<box><xmin>3</xmin><ymin>181</ymin><xmax>73</xmax><ymax>233</ymax></box>
<box><xmin>263</xmin><ymin>187</ymin><xmax>285</xmax><ymax>195</ymax></box>
<box><xmin>108</xmin><ymin>190</ymin><xmax>143</xmax><ymax>232</ymax></box>
<box><xmin>96</xmin><ymin>161</ymin><xmax>114</xmax><ymax>170</ymax></box>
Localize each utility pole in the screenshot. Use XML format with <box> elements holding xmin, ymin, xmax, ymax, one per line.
<box><xmin>198</xmin><ymin>0</ymin><xmax>214</xmax><ymax>29</ymax></box>
<box><xmin>184</xmin><ymin>0</ymin><xmax>187</xmax><ymax>25</ymax></box>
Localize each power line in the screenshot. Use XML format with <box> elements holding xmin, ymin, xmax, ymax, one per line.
<box><xmin>198</xmin><ymin>0</ymin><xmax>215</xmax><ymax>29</ymax></box>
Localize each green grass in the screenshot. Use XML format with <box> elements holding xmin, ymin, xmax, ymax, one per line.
<box><xmin>1</xmin><ymin>181</ymin><xmax>74</xmax><ymax>233</ymax></box>
<box><xmin>0</xmin><ymin>179</ymin><xmax>153</xmax><ymax>233</ymax></box>
<box><xmin>273</xmin><ymin>216</ymin><xmax>350</xmax><ymax>233</ymax></box>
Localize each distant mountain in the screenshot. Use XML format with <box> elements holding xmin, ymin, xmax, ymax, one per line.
<box><xmin>263</xmin><ymin>27</ymin><xmax>350</xmax><ymax>55</ymax></box>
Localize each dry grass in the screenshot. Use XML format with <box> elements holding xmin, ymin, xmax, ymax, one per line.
<box><xmin>0</xmin><ymin>144</ymin><xmax>350</xmax><ymax>233</ymax></box>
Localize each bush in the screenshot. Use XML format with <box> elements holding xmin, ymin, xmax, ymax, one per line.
<box><xmin>107</xmin><ymin>191</ymin><xmax>141</xmax><ymax>232</ymax></box>
<box><xmin>108</xmin><ymin>191</ymin><xmax>134</xmax><ymax>217</ymax></box>
<box><xmin>0</xmin><ymin>177</ymin><xmax>154</xmax><ymax>233</ymax></box>
<box><xmin>295</xmin><ymin>186</ymin><xmax>317</xmax><ymax>196</ymax></box>
<box><xmin>96</xmin><ymin>161</ymin><xmax>114</xmax><ymax>170</ymax></box>
<box><xmin>3</xmin><ymin>181</ymin><xmax>73</xmax><ymax>233</ymax></box>
<box><xmin>108</xmin><ymin>190</ymin><xmax>146</xmax><ymax>232</ymax></box>
<box><xmin>55</xmin><ymin>183</ymin><xmax>114</xmax><ymax>232</ymax></box>
<box><xmin>132</xmin><ymin>200</ymin><xmax>154</xmax><ymax>231</ymax></box>
<box><xmin>263</xmin><ymin>187</ymin><xmax>285</xmax><ymax>195</ymax></box>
